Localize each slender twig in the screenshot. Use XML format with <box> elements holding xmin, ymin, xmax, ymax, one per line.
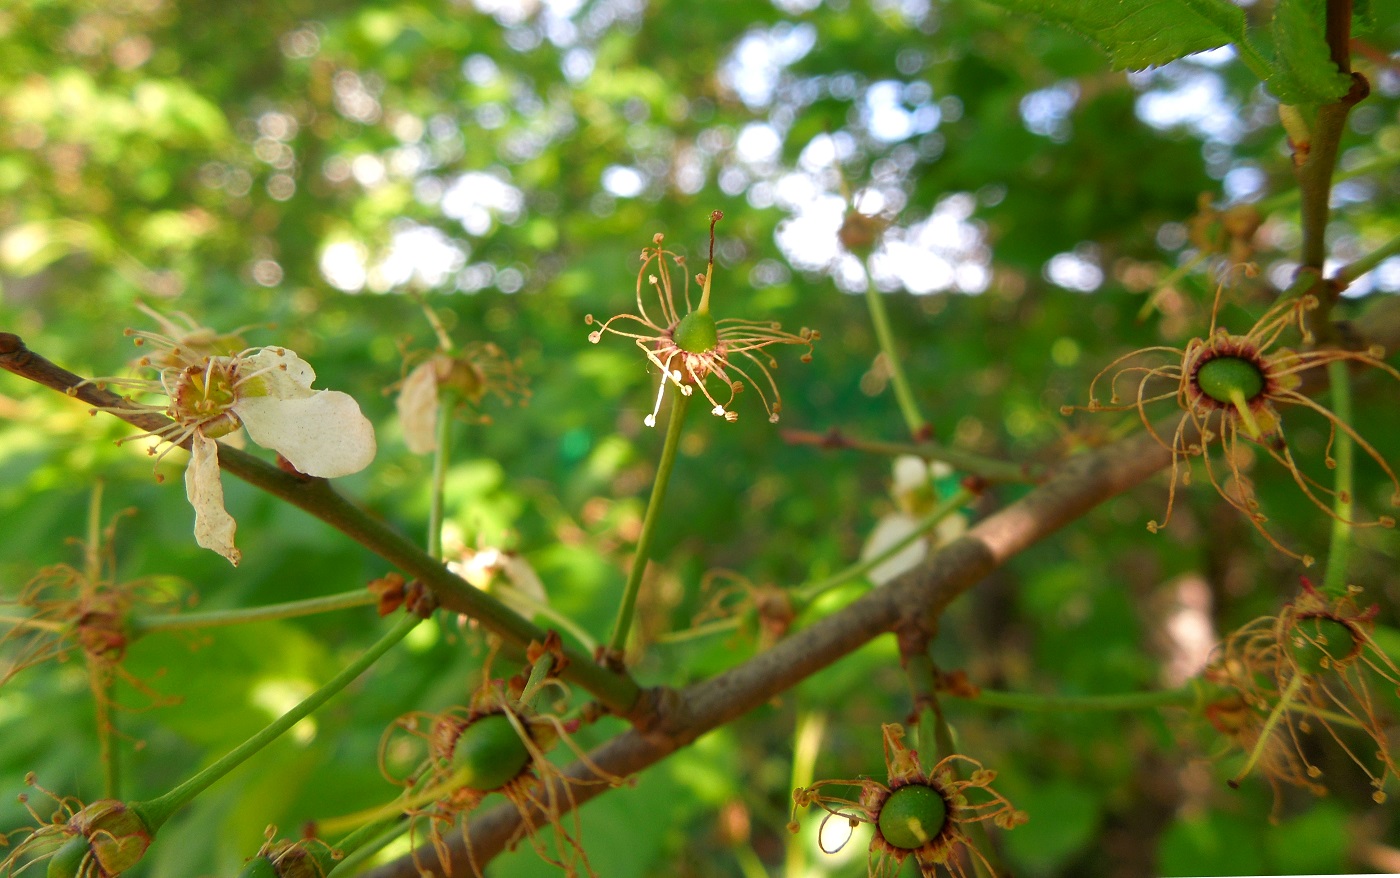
<box><xmin>606</xmin><ymin>393</ymin><xmax>689</xmax><ymax>660</ymax></box>
<box><xmin>131</xmin><ymin>589</ymin><xmax>378</xmax><ymax>635</ymax></box>
<box><xmin>782</xmin><ymin>428</ymin><xmax>1041</xmax><ymax>484</ymax></box>
<box><xmin>1322</xmin><ymin>359</ymin><xmax>1354</xmax><ymax>596</ymax></box>
<box><xmin>1334</xmin><ymin>232</ymin><xmax>1400</xmax><ymax>290</ymax></box>
<box><xmin>862</xmin><ymin>275</ymin><xmax>929</xmax><ymax>438</ymax></box>
<box><xmin>135</xmin><ymin>613</ymin><xmax>422</xmax><ymax>832</ymax></box>
<box><xmin>0</xmin><ymin>333</ymin><xmax>642</xmax><ymax>718</ymax></box>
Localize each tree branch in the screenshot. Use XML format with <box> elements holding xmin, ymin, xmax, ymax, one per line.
<box><xmin>362</xmin><ymin>428</ymin><xmax>1174</xmax><ymax>877</ymax></box>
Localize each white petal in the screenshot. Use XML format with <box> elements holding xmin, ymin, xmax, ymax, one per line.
<box><xmin>860</xmin><ymin>513</ymin><xmax>927</xmax><ymax>585</ymax></box>
<box><xmin>236</xmin><ymin>390</ymin><xmax>377</xmax><ymax>478</ymax></box>
<box><xmin>185</xmin><ymin>432</ymin><xmax>241</xmax><ymax>566</ymax></box>
<box><xmin>241</xmin><ymin>348</ymin><xmax>316</xmax><ymax>400</ymax></box>
<box><xmin>891</xmin><ymin>454</ymin><xmax>932</xmax><ymax>496</ymax></box>
<box><xmin>396</xmin><ymin>361</ymin><xmax>440</xmax><ymax>454</ymax></box>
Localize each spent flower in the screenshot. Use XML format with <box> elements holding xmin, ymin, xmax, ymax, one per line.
<box><xmin>394</xmin><ymin>302</ymin><xmax>528</xmax><ymax>454</ymax></box>
<box><xmin>586</xmin><ymin>211</ymin><xmax>817</xmax><ymax>426</ymax></box>
<box><xmin>1063</xmin><ymin>282</ymin><xmax>1400</xmax><ymax>563</ymax></box>
<box><xmin>82</xmin><ymin>309</ymin><xmax>377</xmax><ymax>565</ymax></box>
<box><xmin>1206</xmin><ymin>579</ymin><xmax>1400</xmax><ymax>806</ymax></box>
<box><xmin>790</xmin><ymin>723</ymin><xmax>1025</xmax><ymax>878</ymax></box>
<box><xmin>1</xmin><ymin>775</ymin><xmax>152</xmax><ymax>877</ymax></box>
<box><xmin>378</xmin><ymin>641</ymin><xmax>618</xmax><ymax>876</ymax></box>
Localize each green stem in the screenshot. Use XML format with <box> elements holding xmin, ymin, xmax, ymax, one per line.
<box><xmin>326</xmin><ymin>818</ymin><xmax>409</xmax><ymax>876</ymax></box>
<box><xmin>1256</xmin><ymin>149</ymin><xmax>1400</xmax><ymax>215</ymax></box>
<box><xmin>1322</xmin><ymin>359</ymin><xmax>1354</xmax><ymax>596</ymax></box>
<box><xmin>130</xmin><ymin>590</ymin><xmax>378</xmax><ymax>636</ymax></box>
<box><xmin>948</xmin><ymin>681</ymin><xmax>1213</xmax><ymax>712</ymax></box>
<box><xmin>518</xmin><ymin>654</ymin><xmax>555</xmax><ymax>709</ymax></box>
<box><xmin>862</xmin><ymin>277</ymin><xmax>929</xmax><ymax>438</ymax></box>
<box><xmin>782</xmin><ymin>429</ymin><xmax>1038</xmax><ymax>483</ymax></box>
<box><xmin>796</xmin><ymin>488</ymin><xmax>973</xmax><ymax>603</ymax></box>
<box><xmin>133</xmin><ymin>613</ymin><xmax>421</xmax><ymax>832</ymax></box>
<box><xmin>428</xmin><ymin>391</ymin><xmax>456</xmax><ymax>562</ymax></box>
<box><xmin>783</xmin><ymin>711</ymin><xmax>826</xmax><ymax>878</ymax></box>
<box><xmin>1231</xmin><ymin>673</ymin><xmax>1306</xmax><ymax>787</ymax></box>
<box><xmin>83</xmin><ymin>485</ymin><xmax>120</xmax><ymax>800</ymax></box>
<box><xmin>607</xmin><ymin>392</ymin><xmax>689</xmax><ymax>657</ymax></box>
<box><xmin>1334</xmin><ymin>232</ymin><xmax>1400</xmax><ymax>289</ymax></box>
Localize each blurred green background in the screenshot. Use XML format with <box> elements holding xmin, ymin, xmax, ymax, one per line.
<box><xmin>2</xmin><ymin>1</ymin><xmax>1399</xmax><ymax>876</ymax></box>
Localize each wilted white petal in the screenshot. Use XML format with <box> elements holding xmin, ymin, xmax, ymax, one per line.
<box><xmin>185</xmin><ymin>432</ymin><xmax>241</xmax><ymax>566</ymax></box>
<box><xmin>236</xmin><ymin>390</ymin><xmax>377</xmax><ymax>478</ymax></box>
<box><xmin>860</xmin><ymin>513</ymin><xmax>927</xmax><ymax>585</ymax></box>
<box><xmin>243</xmin><ymin>348</ymin><xmax>316</xmax><ymax>398</ymax></box>
<box><xmin>502</xmin><ymin>554</ymin><xmax>546</xmax><ymax>605</ymax></box>
<box><xmin>396</xmin><ymin>360</ymin><xmax>440</xmax><ymax>454</ymax></box>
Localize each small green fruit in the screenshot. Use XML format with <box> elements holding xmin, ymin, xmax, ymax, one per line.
<box><xmin>236</xmin><ymin>855</ymin><xmax>282</xmax><ymax>878</ymax></box>
<box><xmin>46</xmin><ymin>836</ymin><xmax>90</xmax><ymax>878</ymax></box>
<box><xmin>1196</xmin><ymin>356</ymin><xmax>1265</xmax><ymax>404</ymax></box>
<box><xmin>451</xmin><ymin>713</ymin><xmax>532</xmax><ymax>792</ymax></box>
<box><xmin>877</xmin><ymin>784</ymin><xmax>947</xmax><ymax>850</ymax></box>
<box><xmin>1289</xmin><ymin>616</ymin><xmax>1358</xmax><ymax>675</ymax></box>
<box><xmin>674</xmin><ymin>311</ymin><xmax>719</xmax><ymax>354</ymax></box>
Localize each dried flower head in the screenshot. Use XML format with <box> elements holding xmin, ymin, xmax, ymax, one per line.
<box><xmin>1063</xmin><ymin>282</ymin><xmax>1400</xmax><ymax>563</ymax></box>
<box><xmin>377</xmin><ymin>645</ymin><xmax>618</xmax><ymax>876</ymax></box>
<box><xmin>394</xmin><ymin>299</ymin><xmax>530</xmax><ymax>455</ymax></box>
<box><xmin>239</xmin><ymin>825</ymin><xmax>341</xmax><ymax>878</ymax></box>
<box><xmin>586</xmin><ymin>211</ymin><xmax>818</xmax><ymax>426</ymax></box>
<box><xmin>1206</xmin><ymin>579</ymin><xmax>1400</xmax><ymax>808</ymax></box>
<box><xmin>0</xmin><ymin>775</ymin><xmax>152</xmax><ymax>877</ymax></box>
<box><xmin>790</xmin><ymin>723</ymin><xmax>1026</xmax><ymax>878</ymax></box>
<box><xmin>81</xmin><ymin>309</ymin><xmax>377</xmax><ymax>565</ymax></box>
<box><xmin>690</xmin><ymin>569</ymin><xmax>798</xmax><ymax>649</ymax></box>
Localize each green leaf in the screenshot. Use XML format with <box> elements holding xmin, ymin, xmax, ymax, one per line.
<box><xmin>1267</xmin><ymin>0</ymin><xmax>1352</xmax><ymax>104</ymax></box>
<box><xmin>977</xmin><ymin>0</ymin><xmax>1247</xmax><ymax>70</ymax></box>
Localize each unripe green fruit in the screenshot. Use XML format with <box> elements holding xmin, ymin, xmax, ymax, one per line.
<box><xmin>1289</xmin><ymin>616</ymin><xmax>1358</xmax><ymax>675</ymax></box>
<box><xmin>1196</xmin><ymin>357</ymin><xmax>1264</xmax><ymax>404</ymax></box>
<box><xmin>674</xmin><ymin>311</ymin><xmax>719</xmax><ymax>354</ymax></box>
<box><xmin>451</xmin><ymin>714</ymin><xmax>532</xmax><ymax>792</ymax></box>
<box><xmin>236</xmin><ymin>855</ymin><xmax>281</xmax><ymax>878</ymax></box>
<box><xmin>46</xmin><ymin>835</ymin><xmax>90</xmax><ymax>878</ymax></box>
<box><xmin>877</xmin><ymin>784</ymin><xmax>947</xmax><ymax>850</ymax></box>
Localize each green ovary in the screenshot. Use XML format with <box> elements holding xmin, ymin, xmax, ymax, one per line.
<box><xmin>674</xmin><ymin>311</ymin><xmax>719</xmax><ymax>354</ymax></box>
<box><xmin>1196</xmin><ymin>356</ymin><xmax>1265</xmax><ymax>404</ymax></box>
<box><xmin>1288</xmin><ymin>616</ymin><xmax>1358</xmax><ymax>675</ymax></box>
<box><xmin>450</xmin><ymin>713</ymin><xmax>532</xmax><ymax>792</ymax></box>
<box><xmin>877</xmin><ymin>784</ymin><xmax>948</xmax><ymax>850</ymax></box>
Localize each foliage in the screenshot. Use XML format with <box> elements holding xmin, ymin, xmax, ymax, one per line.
<box><xmin>2</xmin><ymin>1</ymin><xmax>1400</xmax><ymax>877</ymax></box>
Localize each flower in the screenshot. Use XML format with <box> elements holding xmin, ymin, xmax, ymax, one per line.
<box><xmin>790</xmin><ymin>723</ymin><xmax>1025</xmax><ymax>878</ymax></box>
<box><xmin>86</xmin><ymin>311</ymin><xmax>376</xmax><ymax>566</ymax></box>
<box><xmin>1205</xmin><ymin>579</ymin><xmax>1399</xmax><ymax>807</ymax></box>
<box><xmin>377</xmin><ymin>643</ymin><xmax>619</xmax><ymax>877</ymax></box>
<box><xmin>396</xmin><ymin>343</ymin><xmax>528</xmax><ymax>454</ymax></box>
<box><xmin>1063</xmin><ymin>285</ymin><xmax>1400</xmax><ymax>563</ymax></box>
<box><xmin>860</xmin><ymin>456</ymin><xmax>968</xmax><ymax>585</ymax></box>
<box><xmin>586</xmin><ymin>211</ymin><xmax>818</xmax><ymax>426</ymax></box>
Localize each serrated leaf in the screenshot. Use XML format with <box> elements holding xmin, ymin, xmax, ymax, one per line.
<box><xmin>978</xmin><ymin>0</ymin><xmax>1247</xmax><ymax>70</ymax></box>
<box><xmin>1267</xmin><ymin>0</ymin><xmax>1352</xmax><ymax>104</ymax></box>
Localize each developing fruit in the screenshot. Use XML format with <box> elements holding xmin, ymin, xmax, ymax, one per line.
<box><xmin>451</xmin><ymin>713</ymin><xmax>531</xmax><ymax>791</ymax></box>
<box><xmin>877</xmin><ymin>783</ymin><xmax>948</xmax><ymax>850</ymax></box>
